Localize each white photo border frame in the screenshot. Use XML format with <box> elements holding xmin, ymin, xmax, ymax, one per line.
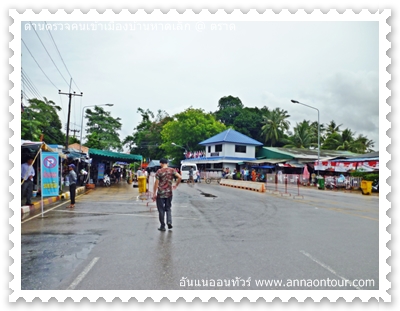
<box><xmin>9</xmin><ymin>9</ymin><xmax>391</xmax><ymax>302</ymax></box>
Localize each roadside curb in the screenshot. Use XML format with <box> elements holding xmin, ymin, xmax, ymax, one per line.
<box><xmin>219</xmin><ymin>179</ymin><xmax>265</xmax><ymax>193</ymax></box>
<box><xmin>21</xmin><ymin>186</ymin><xmax>86</xmax><ymax>215</ymax></box>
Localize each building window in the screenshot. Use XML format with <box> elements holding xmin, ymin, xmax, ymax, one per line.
<box><xmin>206</xmin><ymin>164</ymin><xmax>212</xmax><ymax>169</ymax></box>
<box><xmin>214</xmin><ymin>163</ymin><xmax>223</xmax><ymax>169</ymax></box>
<box><xmin>235</xmin><ymin>145</ymin><xmax>247</xmax><ymax>153</ymax></box>
<box><xmin>208</xmin><ymin>146</ymin><xmax>211</xmax><ymax>153</ymax></box>
<box><xmin>215</xmin><ymin>144</ymin><xmax>222</xmax><ymax>152</ymax></box>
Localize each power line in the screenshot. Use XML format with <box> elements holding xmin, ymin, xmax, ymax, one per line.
<box><xmin>21</xmin><ymin>39</ymin><xmax>60</xmax><ymax>91</ymax></box>
<box><xmin>21</xmin><ymin>82</ymin><xmax>39</xmax><ymax>100</ymax></box>
<box><xmin>21</xmin><ymin>70</ymin><xmax>43</xmax><ymax>100</ymax></box>
<box><xmin>21</xmin><ymin>71</ymin><xmax>43</xmax><ymax>99</ymax></box>
<box><xmin>21</xmin><ymin>77</ymin><xmax>39</xmax><ymax>99</ymax></box>
<box><xmin>59</xmin><ymin>85</ymin><xmax>83</xmax><ymax>149</ymax></box>
<box><xmin>45</xmin><ymin>21</ymin><xmax>82</xmax><ymax>93</ymax></box>
<box><xmin>21</xmin><ymin>95</ymin><xmax>68</xmax><ymax>145</ymax></box>
<box><xmin>29</xmin><ymin>21</ymin><xmax>71</xmax><ymax>89</ymax></box>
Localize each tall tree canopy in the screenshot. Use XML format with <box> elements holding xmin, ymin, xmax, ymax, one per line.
<box><xmin>322</xmin><ymin>127</ymin><xmax>375</xmax><ymax>153</ymax></box>
<box><xmin>214</xmin><ymin>95</ymin><xmax>244</xmax><ymax>125</ymax></box>
<box><xmin>21</xmin><ymin>97</ymin><xmax>65</xmax><ymax>144</ymax></box>
<box><xmin>161</xmin><ymin>107</ymin><xmax>226</xmax><ymax>163</ymax></box>
<box><xmin>214</xmin><ymin>96</ymin><xmax>269</xmax><ymax>143</ymax></box>
<box><xmin>84</xmin><ymin>106</ymin><xmax>122</xmax><ymax>151</ymax></box>
<box><xmin>123</xmin><ymin>108</ymin><xmax>172</xmax><ymax>160</ymax></box>
<box><xmin>283</xmin><ymin>120</ymin><xmax>313</xmax><ymax>149</ymax></box>
<box><xmin>261</xmin><ymin>108</ymin><xmax>291</xmax><ymax>147</ymax></box>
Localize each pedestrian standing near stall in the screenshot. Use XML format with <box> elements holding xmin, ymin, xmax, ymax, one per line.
<box><xmin>67</xmin><ymin>164</ymin><xmax>77</xmax><ymax>208</ymax></box>
<box><xmin>152</xmin><ymin>158</ymin><xmax>182</xmax><ymax>231</ymax></box>
<box><xmin>196</xmin><ymin>169</ymin><xmax>201</xmax><ymax>183</ymax></box>
<box><xmin>21</xmin><ymin>157</ymin><xmax>35</xmax><ymax>206</ymax></box>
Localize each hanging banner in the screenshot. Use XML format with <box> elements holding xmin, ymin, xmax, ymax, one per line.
<box><xmin>314</xmin><ymin>160</ymin><xmax>379</xmax><ymax>172</ymax></box>
<box><xmin>98</xmin><ymin>163</ymin><xmax>105</xmax><ymax>180</ymax></box>
<box><xmin>41</xmin><ymin>152</ymin><xmax>59</xmax><ymax>197</ymax></box>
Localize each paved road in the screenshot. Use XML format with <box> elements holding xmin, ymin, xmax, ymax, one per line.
<box><xmin>21</xmin><ymin>181</ymin><xmax>379</xmax><ymax>290</ymax></box>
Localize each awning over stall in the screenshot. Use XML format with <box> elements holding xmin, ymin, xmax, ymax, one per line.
<box><xmin>89</xmin><ymin>148</ymin><xmax>142</xmax><ymax>163</ymax></box>
<box><xmin>21</xmin><ymin>140</ymin><xmax>67</xmax><ymax>159</ymax></box>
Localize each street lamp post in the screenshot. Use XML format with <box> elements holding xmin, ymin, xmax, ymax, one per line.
<box><xmin>171</xmin><ymin>142</ymin><xmax>187</xmax><ymax>152</ymax></box>
<box><xmin>291</xmin><ymin>99</ymin><xmax>320</xmax><ymax>175</ymax></box>
<box><xmin>171</xmin><ymin>142</ymin><xmax>188</xmax><ymax>159</ymax></box>
<box><xmin>80</xmin><ymin>103</ymin><xmax>114</xmax><ymax>153</ymax></box>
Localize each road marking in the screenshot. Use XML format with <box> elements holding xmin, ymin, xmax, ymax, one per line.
<box><xmin>77</xmin><ymin>201</ymin><xmax>188</xmax><ymax>207</ymax></box>
<box><xmin>21</xmin><ymin>192</ymin><xmax>91</xmax><ymax>224</ymax></box>
<box><xmin>21</xmin><ymin>201</ymin><xmax>70</xmax><ymax>224</ymax></box>
<box><xmin>53</xmin><ymin>210</ymin><xmax>199</xmax><ymax>220</ymax></box>
<box><xmin>273</xmin><ymin>195</ymin><xmax>378</xmax><ymax>221</ymax></box>
<box><xmin>300</xmin><ymin>250</ymin><xmax>361</xmax><ymax>290</ymax></box>
<box><xmin>67</xmin><ymin>257</ymin><xmax>99</xmax><ymax>290</ymax></box>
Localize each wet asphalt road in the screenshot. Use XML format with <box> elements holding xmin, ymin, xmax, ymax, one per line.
<box><xmin>21</xmin><ymin>181</ymin><xmax>379</xmax><ymax>290</ymax></box>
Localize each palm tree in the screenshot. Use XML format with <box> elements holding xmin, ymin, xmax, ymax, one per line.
<box><xmin>336</xmin><ymin>128</ymin><xmax>355</xmax><ymax>151</ymax></box>
<box><xmin>261</xmin><ymin>108</ymin><xmax>291</xmax><ymax>147</ymax></box>
<box><xmin>351</xmin><ymin>134</ymin><xmax>375</xmax><ymax>153</ymax></box>
<box><xmin>284</xmin><ymin>120</ymin><xmax>312</xmax><ymax>148</ymax></box>
<box><xmin>310</xmin><ymin>121</ymin><xmax>325</xmax><ymax>147</ymax></box>
<box><xmin>322</xmin><ymin>132</ymin><xmax>342</xmax><ymax>150</ymax></box>
<box><xmin>325</xmin><ymin>120</ymin><xmax>342</xmax><ymax>136</ymax></box>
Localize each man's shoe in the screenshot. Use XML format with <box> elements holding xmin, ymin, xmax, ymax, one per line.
<box><xmin>167</xmin><ymin>223</ymin><xmax>173</xmax><ymax>229</ymax></box>
<box><xmin>158</xmin><ymin>227</ymin><xmax>166</xmax><ymax>231</ymax></box>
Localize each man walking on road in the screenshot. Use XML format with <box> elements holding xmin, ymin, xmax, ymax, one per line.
<box><xmin>152</xmin><ymin>158</ymin><xmax>182</xmax><ymax>231</ymax></box>
<box><xmin>67</xmin><ymin>164</ymin><xmax>77</xmax><ymax>208</ymax></box>
<box><xmin>21</xmin><ymin>157</ymin><xmax>35</xmax><ymax>206</ymax></box>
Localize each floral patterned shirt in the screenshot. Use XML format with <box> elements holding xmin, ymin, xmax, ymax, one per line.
<box><xmin>155</xmin><ymin>167</ymin><xmax>178</xmax><ymax>198</ymax></box>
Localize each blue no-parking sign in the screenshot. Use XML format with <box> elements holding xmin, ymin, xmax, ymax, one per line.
<box><xmin>41</xmin><ymin>152</ymin><xmax>59</xmax><ymax>197</ymax></box>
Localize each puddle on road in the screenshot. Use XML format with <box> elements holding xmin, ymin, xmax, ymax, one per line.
<box><xmin>21</xmin><ymin>232</ymin><xmax>99</xmax><ymax>290</ymax></box>
<box><xmin>199</xmin><ymin>191</ymin><xmax>217</xmax><ymax>198</ymax></box>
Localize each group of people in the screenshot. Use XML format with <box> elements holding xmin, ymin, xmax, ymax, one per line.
<box><xmin>221</xmin><ymin>167</ymin><xmax>261</xmax><ymax>182</ymax></box>
<box><xmin>21</xmin><ymin>158</ymin><xmax>78</xmax><ymax>208</ymax></box>
<box><xmin>188</xmin><ymin>167</ymin><xmax>201</xmax><ymax>183</ymax></box>
<box><xmin>21</xmin><ymin>156</ymin><xmax>191</xmax><ymax>233</ymax></box>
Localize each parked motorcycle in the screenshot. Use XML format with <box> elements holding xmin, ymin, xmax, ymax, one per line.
<box><xmin>372</xmin><ymin>179</ymin><xmax>379</xmax><ymax>193</ymax></box>
<box><xmin>103</xmin><ymin>174</ymin><xmax>111</xmax><ymax>187</ymax></box>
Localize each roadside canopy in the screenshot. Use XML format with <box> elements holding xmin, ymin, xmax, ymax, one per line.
<box><xmin>89</xmin><ymin>148</ymin><xmax>142</xmax><ymax>163</ymax></box>
<box><xmin>21</xmin><ymin>140</ymin><xmax>67</xmax><ymax>159</ymax></box>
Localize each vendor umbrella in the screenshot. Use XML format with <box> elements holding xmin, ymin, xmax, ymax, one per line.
<box><xmin>303</xmin><ymin>165</ymin><xmax>310</xmax><ymax>180</ymax></box>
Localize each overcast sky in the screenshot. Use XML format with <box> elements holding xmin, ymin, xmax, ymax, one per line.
<box><xmin>21</xmin><ymin>20</ymin><xmax>379</xmax><ymax>150</ymax></box>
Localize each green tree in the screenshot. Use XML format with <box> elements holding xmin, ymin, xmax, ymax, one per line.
<box><xmin>325</xmin><ymin>120</ymin><xmax>342</xmax><ymax>136</ymax></box>
<box><xmin>68</xmin><ymin>136</ymin><xmax>80</xmax><ymax>145</ymax></box>
<box><xmin>349</xmin><ymin>134</ymin><xmax>375</xmax><ymax>154</ymax></box>
<box><xmin>284</xmin><ymin>120</ymin><xmax>312</xmax><ymax>148</ymax></box>
<box><xmin>21</xmin><ymin>97</ymin><xmax>65</xmax><ymax>144</ymax></box>
<box><xmin>214</xmin><ymin>95</ymin><xmax>244</xmax><ymax>125</ymax></box>
<box><xmin>123</xmin><ymin>108</ymin><xmax>172</xmax><ymax>160</ymax></box>
<box><xmin>261</xmin><ymin>108</ymin><xmax>291</xmax><ymax>146</ymax></box>
<box><xmin>336</xmin><ymin>128</ymin><xmax>355</xmax><ymax>151</ymax></box>
<box><xmin>322</xmin><ymin>132</ymin><xmax>342</xmax><ymax>150</ymax></box>
<box><xmin>309</xmin><ymin>121</ymin><xmax>325</xmax><ymax>149</ymax></box>
<box><xmin>161</xmin><ymin>107</ymin><xmax>226</xmax><ymax>162</ymax></box>
<box><xmin>230</xmin><ymin>106</ymin><xmax>270</xmax><ymax>143</ymax></box>
<box><xmin>84</xmin><ymin>106</ymin><xmax>122</xmax><ymax>151</ymax></box>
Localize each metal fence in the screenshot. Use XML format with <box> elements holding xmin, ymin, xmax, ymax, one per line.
<box><xmin>201</xmin><ymin>172</ymin><xmax>362</xmax><ymax>194</ymax></box>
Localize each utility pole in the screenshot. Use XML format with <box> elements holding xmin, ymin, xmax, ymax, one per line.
<box><xmin>70</xmin><ymin>129</ymin><xmax>80</xmax><ymax>138</ymax></box>
<box><xmin>59</xmin><ymin>85</ymin><xmax>83</xmax><ymax>150</ymax></box>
